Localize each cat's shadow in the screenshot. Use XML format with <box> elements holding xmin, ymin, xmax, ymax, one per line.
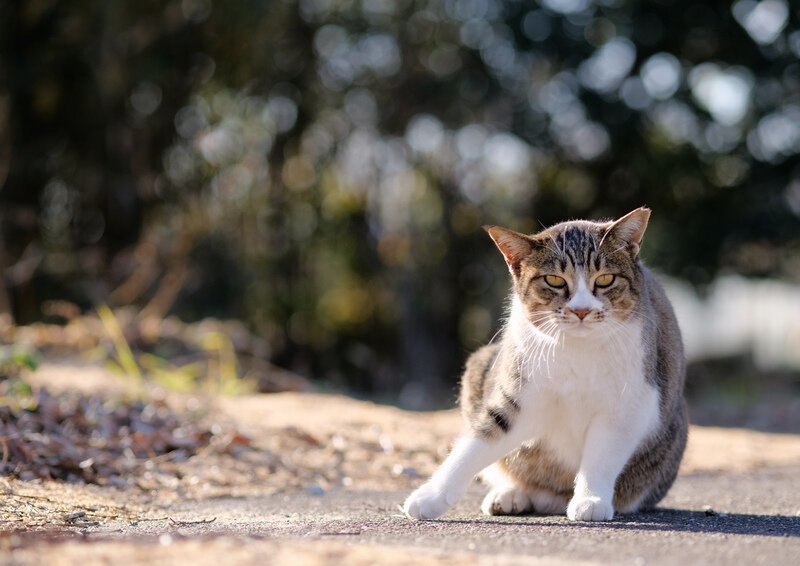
<box><xmin>437</xmin><ymin>508</ymin><xmax>800</xmax><ymax>537</ymax></box>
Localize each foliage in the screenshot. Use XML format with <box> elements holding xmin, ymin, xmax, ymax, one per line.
<box><xmin>1</xmin><ymin>0</ymin><xmax>799</xmax><ymax>401</ymax></box>
<box><xmin>0</xmin><ymin>375</ymin><xmax>244</xmax><ymax>485</ymax></box>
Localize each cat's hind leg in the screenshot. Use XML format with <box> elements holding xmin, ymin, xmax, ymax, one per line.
<box><xmin>529</xmin><ymin>488</ymin><xmax>569</xmax><ymax>514</ymax></box>
<box><xmin>480</xmin><ymin>464</ymin><xmax>568</xmax><ymax>516</ymax></box>
<box><xmin>480</xmin><ymin>464</ymin><xmax>533</xmax><ymax>516</ymax></box>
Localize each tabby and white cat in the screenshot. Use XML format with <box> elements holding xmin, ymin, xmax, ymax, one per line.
<box><xmin>403</xmin><ymin>208</ymin><xmax>687</xmax><ymax>521</ymax></box>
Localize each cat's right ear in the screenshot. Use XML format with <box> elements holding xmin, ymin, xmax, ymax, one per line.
<box><xmin>483</xmin><ymin>225</ymin><xmax>533</xmax><ymax>277</ymax></box>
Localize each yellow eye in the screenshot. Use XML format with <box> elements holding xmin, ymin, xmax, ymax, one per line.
<box><xmin>595</xmin><ymin>274</ymin><xmax>616</xmax><ymax>288</ymax></box>
<box><xmin>544</xmin><ymin>275</ymin><xmax>567</xmax><ymax>288</ymax></box>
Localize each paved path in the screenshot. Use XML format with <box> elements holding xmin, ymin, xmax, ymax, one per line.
<box><xmin>15</xmin><ymin>464</ymin><xmax>792</xmax><ymax>566</ymax></box>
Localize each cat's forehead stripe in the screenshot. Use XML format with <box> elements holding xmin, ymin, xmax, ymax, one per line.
<box><xmin>558</xmin><ymin>227</ymin><xmax>598</xmax><ymax>269</ymax></box>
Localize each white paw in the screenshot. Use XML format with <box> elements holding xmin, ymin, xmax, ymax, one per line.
<box><xmin>403</xmin><ymin>482</ymin><xmax>455</xmax><ymax>520</ymax></box>
<box><xmin>567</xmin><ymin>495</ymin><xmax>614</xmax><ymax>521</ymax></box>
<box><xmin>481</xmin><ymin>486</ymin><xmax>532</xmax><ymax>516</ymax></box>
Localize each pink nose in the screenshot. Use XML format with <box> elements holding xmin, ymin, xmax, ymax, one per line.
<box><xmin>570</xmin><ymin>308</ymin><xmax>591</xmax><ymax>320</ymax></box>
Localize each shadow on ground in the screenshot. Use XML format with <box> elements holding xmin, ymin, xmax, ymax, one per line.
<box><xmin>440</xmin><ymin>508</ymin><xmax>799</xmax><ymax>537</ymax></box>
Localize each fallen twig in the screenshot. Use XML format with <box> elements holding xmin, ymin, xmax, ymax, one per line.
<box><xmin>62</xmin><ymin>520</ymin><xmax>100</xmax><ymax>528</ymax></box>
<box><xmin>168</xmin><ymin>516</ymin><xmax>216</xmax><ymax>526</ymax></box>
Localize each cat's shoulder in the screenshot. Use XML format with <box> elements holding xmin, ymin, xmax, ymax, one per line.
<box><xmin>460</xmin><ymin>342</ymin><xmax>502</xmax><ymax>412</ymax></box>
<box><xmin>464</xmin><ymin>342</ymin><xmax>500</xmax><ymax>375</ymax></box>
<box><xmin>639</xmin><ymin>266</ymin><xmax>677</xmax><ymax>317</ymax></box>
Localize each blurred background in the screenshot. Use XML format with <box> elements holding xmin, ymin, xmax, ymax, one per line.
<box><xmin>1</xmin><ymin>0</ymin><xmax>799</xmax><ymax>425</ymax></box>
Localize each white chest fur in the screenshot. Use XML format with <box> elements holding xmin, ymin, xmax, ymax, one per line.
<box><xmin>507</xmin><ymin>298</ymin><xmax>661</xmax><ymax>470</ymax></box>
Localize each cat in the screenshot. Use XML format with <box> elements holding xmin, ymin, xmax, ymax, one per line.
<box><xmin>403</xmin><ymin>207</ymin><xmax>687</xmax><ymax>521</ymax></box>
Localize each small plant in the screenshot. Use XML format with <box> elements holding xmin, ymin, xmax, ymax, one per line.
<box><xmin>96</xmin><ymin>305</ymin><xmax>254</xmax><ymax>395</ymax></box>
<box><xmin>198</xmin><ymin>330</ymin><xmax>248</xmax><ymax>395</ymax></box>
<box><xmin>97</xmin><ymin>304</ymin><xmax>143</xmax><ymax>385</ymax></box>
<box><xmin>0</xmin><ymin>346</ymin><xmax>40</xmax><ymax>411</ymax></box>
<box><xmin>0</xmin><ymin>346</ymin><xmax>39</xmax><ymax>376</ymax></box>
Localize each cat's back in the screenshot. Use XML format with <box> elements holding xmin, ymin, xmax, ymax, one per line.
<box><xmin>640</xmin><ymin>266</ymin><xmax>686</xmax><ymax>410</ymax></box>
<box><xmin>642</xmin><ymin>266</ymin><xmax>681</xmax><ymax>338</ymax></box>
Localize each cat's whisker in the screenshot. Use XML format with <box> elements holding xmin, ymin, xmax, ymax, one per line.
<box><xmin>606</xmin><ymin>243</ymin><xmax>628</xmax><ymax>256</ymax></box>
<box><xmin>545</xmin><ymin>233</ymin><xmax>563</xmax><ymax>257</ymax></box>
<box><xmin>528</xmin><ymin>315</ymin><xmax>556</xmax><ymax>328</ymax></box>
<box><xmin>487</xmin><ymin>326</ymin><xmax>505</xmax><ymax>346</ymax></box>
<box><xmin>517</xmin><ymin>317</ymin><xmax>562</xmax><ymax>382</ymax></box>
<box><xmin>597</xmin><ymin>227</ymin><xmax>612</xmax><ymax>251</ymax></box>
<box><xmin>608</xmin><ymin>308</ymin><xmax>658</xmax><ymax>325</ymax></box>
<box><xmin>529</xmin><ymin>319</ymin><xmax>563</xmax><ymax>379</ymax></box>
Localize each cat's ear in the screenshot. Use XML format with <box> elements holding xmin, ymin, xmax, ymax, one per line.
<box><xmin>483</xmin><ymin>225</ymin><xmax>534</xmax><ymax>276</ymax></box>
<box><xmin>607</xmin><ymin>207</ymin><xmax>651</xmax><ymax>257</ymax></box>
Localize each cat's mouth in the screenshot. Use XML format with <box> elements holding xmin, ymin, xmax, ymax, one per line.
<box><xmin>527</xmin><ymin>312</ymin><xmax>605</xmax><ymax>337</ymax></box>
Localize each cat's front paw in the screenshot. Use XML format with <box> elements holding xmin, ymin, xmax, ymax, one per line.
<box><xmin>567</xmin><ymin>495</ymin><xmax>614</xmax><ymax>521</ymax></box>
<box><xmin>403</xmin><ymin>482</ymin><xmax>454</xmax><ymax>520</ymax></box>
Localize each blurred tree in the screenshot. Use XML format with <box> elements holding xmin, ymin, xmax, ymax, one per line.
<box><xmin>1</xmin><ymin>0</ymin><xmax>799</xmax><ymax>403</ymax></box>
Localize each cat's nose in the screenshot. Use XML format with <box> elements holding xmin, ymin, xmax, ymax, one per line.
<box><xmin>568</xmin><ymin>307</ymin><xmax>591</xmax><ymax>320</ymax></box>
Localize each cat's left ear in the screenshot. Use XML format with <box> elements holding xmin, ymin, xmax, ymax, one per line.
<box><xmin>607</xmin><ymin>207</ymin><xmax>651</xmax><ymax>257</ymax></box>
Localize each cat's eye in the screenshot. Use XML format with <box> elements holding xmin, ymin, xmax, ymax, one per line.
<box><xmin>595</xmin><ymin>274</ymin><xmax>616</xmax><ymax>288</ymax></box>
<box><xmin>544</xmin><ymin>275</ymin><xmax>567</xmax><ymax>288</ymax></box>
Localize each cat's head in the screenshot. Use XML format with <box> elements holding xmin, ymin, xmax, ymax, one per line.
<box><xmin>485</xmin><ymin>208</ymin><xmax>650</xmax><ymax>336</ymax></box>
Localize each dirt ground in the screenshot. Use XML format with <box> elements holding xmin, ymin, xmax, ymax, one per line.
<box><xmin>2</xmin><ymin>364</ymin><xmax>800</xmax><ymax>565</ymax></box>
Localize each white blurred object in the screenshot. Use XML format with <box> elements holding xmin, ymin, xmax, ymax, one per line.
<box><xmin>732</xmin><ymin>0</ymin><xmax>789</xmax><ymax>45</ymax></box>
<box><xmin>688</xmin><ymin>64</ymin><xmax>753</xmax><ymax>126</ymax></box>
<box><xmin>664</xmin><ymin>275</ymin><xmax>800</xmax><ymax>370</ymax></box>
